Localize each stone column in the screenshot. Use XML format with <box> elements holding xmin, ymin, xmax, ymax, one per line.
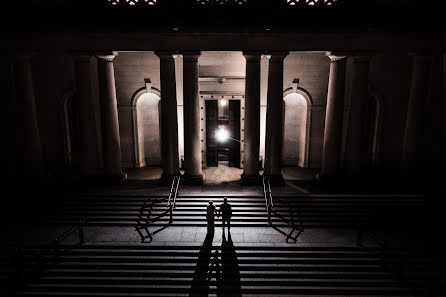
<box><xmin>96</xmin><ymin>52</ymin><xmax>126</xmax><ymax>181</ymax></box>
<box><xmin>264</xmin><ymin>52</ymin><xmax>288</xmax><ymax>185</ymax></box>
<box><xmin>13</xmin><ymin>54</ymin><xmax>44</xmax><ymax>178</ymax></box>
<box><xmin>73</xmin><ymin>54</ymin><xmax>101</xmax><ymax>177</ymax></box>
<box><xmin>343</xmin><ymin>55</ymin><xmax>371</xmax><ymax>176</ymax></box>
<box><xmin>156</xmin><ymin>52</ymin><xmax>180</xmax><ymax>182</ymax></box>
<box><xmin>241</xmin><ymin>52</ymin><xmax>262</xmax><ymax>185</ymax></box>
<box><xmin>182</xmin><ymin>52</ymin><xmax>203</xmax><ymax>184</ymax></box>
<box><xmin>321</xmin><ymin>55</ymin><xmax>347</xmax><ymax>178</ymax></box>
<box><xmin>401</xmin><ymin>55</ymin><xmax>433</xmax><ymax>177</ymax></box>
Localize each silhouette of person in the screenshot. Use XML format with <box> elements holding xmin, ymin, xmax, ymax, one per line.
<box><xmin>206</xmin><ymin>201</ymin><xmax>217</xmax><ymax>234</ymax></box>
<box><xmin>218</xmin><ymin>197</ymin><xmax>232</xmax><ymax>231</ymax></box>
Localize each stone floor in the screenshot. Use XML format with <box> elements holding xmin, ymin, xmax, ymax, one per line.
<box><xmin>124</xmin><ymin>165</ymin><xmax>317</xmax><ymax>184</ymax></box>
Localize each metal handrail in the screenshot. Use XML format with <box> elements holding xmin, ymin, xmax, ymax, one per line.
<box><xmin>135</xmin><ymin>175</ymin><xmax>180</xmax><ymax>242</ymax></box>
<box><xmin>263</xmin><ymin>175</ymin><xmax>303</xmax><ymax>243</ymax></box>
<box><xmin>10</xmin><ymin>218</ymin><xmax>88</xmax><ymax>288</ymax></box>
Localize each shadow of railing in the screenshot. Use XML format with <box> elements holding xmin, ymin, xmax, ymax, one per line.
<box><xmin>6</xmin><ymin>218</ymin><xmax>87</xmax><ymax>293</ymax></box>
<box><xmin>263</xmin><ymin>175</ymin><xmax>304</xmax><ymax>243</ymax></box>
<box><xmin>135</xmin><ymin>175</ymin><xmax>180</xmax><ymax>243</ymax></box>
<box><xmin>355</xmin><ymin>224</ymin><xmax>442</xmax><ymax>296</ymax></box>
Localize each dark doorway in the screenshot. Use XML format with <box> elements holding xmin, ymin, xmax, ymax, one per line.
<box><xmin>63</xmin><ymin>95</ymin><xmax>81</xmax><ymax>170</ymax></box>
<box><xmin>205</xmin><ymin>99</ymin><xmax>240</xmax><ymax>167</ymax></box>
<box><xmin>364</xmin><ymin>96</ymin><xmax>381</xmax><ymax>169</ymax></box>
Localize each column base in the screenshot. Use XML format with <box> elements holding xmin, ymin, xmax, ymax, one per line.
<box><xmin>181</xmin><ymin>173</ymin><xmax>204</xmax><ymax>185</ymax></box>
<box><xmin>262</xmin><ymin>173</ymin><xmax>285</xmax><ymax>186</ymax></box>
<box><xmin>241</xmin><ymin>173</ymin><xmax>261</xmax><ymax>185</ymax></box>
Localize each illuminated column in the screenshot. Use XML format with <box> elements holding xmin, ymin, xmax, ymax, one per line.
<box><xmin>264</xmin><ymin>51</ymin><xmax>288</xmax><ymax>185</ymax></box>
<box><xmin>13</xmin><ymin>53</ymin><xmax>44</xmax><ymax>177</ymax></box>
<box><xmin>73</xmin><ymin>54</ymin><xmax>101</xmax><ymax>177</ymax></box>
<box><xmin>321</xmin><ymin>54</ymin><xmax>347</xmax><ymax>178</ymax></box>
<box><xmin>156</xmin><ymin>51</ymin><xmax>180</xmax><ymax>182</ymax></box>
<box><xmin>241</xmin><ymin>51</ymin><xmax>262</xmax><ymax>185</ymax></box>
<box><xmin>182</xmin><ymin>52</ymin><xmax>203</xmax><ymax>184</ymax></box>
<box><xmin>97</xmin><ymin>52</ymin><xmax>126</xmax><ymax>181</ymax></box>
<box><xmin>401</xmin><ymin>55</ymin><xmax>433</xmax><ymax>177</ymax></box>
<box><xmin>343</xmin><ymin>55</ymin><xmax>371</xmax><ymax>176</ymax></box>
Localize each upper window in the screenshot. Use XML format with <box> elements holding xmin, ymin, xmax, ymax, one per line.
<box><xmin>107</xmin><ymin>0</ymin><xmax>157</xmax><ymax>5</ymax></box>
<box><xmin>107</xmin><ymin>0</ymin><xmax>339</xmax><ymax>6</ymax></box>
<box><xmin>287</xmin><ymin>0</ymin><xmax>338</xmax><ymax>5</ymax></box>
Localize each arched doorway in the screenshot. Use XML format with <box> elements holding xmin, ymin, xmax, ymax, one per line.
<box><xmin>60</xmin><ymin>90</ymin><xmax>80</xmax><ymax>170</ymax></box>
<box><xmin>282</xmin><ymin>88</ymin><xmax>312</xmax><ymax>168</ymax></box>
<box><xmin>131</xmin><ymin>87</ymin><xmax>161</xmax><ymax>168</ymax></box>
<box><xmin>364</xmin><ymin>92</ymin><xmax>383</xmax><ymax>169</ymax></box>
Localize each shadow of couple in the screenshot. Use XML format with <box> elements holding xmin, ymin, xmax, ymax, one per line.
<box><xmin>189</xmin><ymin>230</ymin><xmax>241</xmax><ymax>297</ymax></box>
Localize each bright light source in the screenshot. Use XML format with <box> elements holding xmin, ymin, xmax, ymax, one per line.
<box><xmin>220</xmin><ymin>100</ymin><xmax>227</xmax><ymax>106</ymax></box>
<box><xmin>215</xmin><ymin>127</ymin><xmax>229</xmax><ymax>142</ymax></box>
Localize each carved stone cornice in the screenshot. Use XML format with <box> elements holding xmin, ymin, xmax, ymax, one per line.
<box><xmin>96</xmin><ymin>51</ymin><xmax>118</xmax><ymax>62</ymax></box>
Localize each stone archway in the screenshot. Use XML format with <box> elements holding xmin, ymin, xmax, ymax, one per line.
<box><xmin>131</xmin><ymin>86</ymin><xmax>161</xmax><ymax>168</ymax></box>
<box><xmin>59</xmin><ymin>89</ymin><xmax>80</xmax><ymax>170</ymax></box>
<box><xmin>282</xmin><ymin>87</ymin><xmax>312</xmax><ymax>168</ymax></box>
<box><xmin>365</xmin><ymin>86</ymin><xmax>384</xmax><ymax>168</ymax></box>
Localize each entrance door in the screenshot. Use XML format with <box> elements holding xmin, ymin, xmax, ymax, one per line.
<box><xmin>206</xmin><ymin>99</ymin><xmax>241</xmax><ymax>168</ymax></box>
<box><xmin>206</xmin><ymin>100</ymin><xmax>218</xmax><ymax>167</ymax></box>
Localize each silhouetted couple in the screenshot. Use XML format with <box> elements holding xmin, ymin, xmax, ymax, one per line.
<box><xmin>206</xmin><ymin>197</ymin><xmax>232</xmax><ymax>234</ymax></box>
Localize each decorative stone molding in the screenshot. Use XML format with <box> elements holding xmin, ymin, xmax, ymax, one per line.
<box><xmin>327</xmin><ymin>55</ymin><xmax>347</xmax><ymax>62</ymax></box>
<box><xmin>96</xmin><ymin>52</ymin><xmax>118</xmax><ymax>62</ymax></box>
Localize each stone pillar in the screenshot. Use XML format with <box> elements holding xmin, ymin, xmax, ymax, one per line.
<box><xmin>13</xmin><ymin>54</ymin><xmax>44</xmax><ymax>178</ymax></box>
<box><xmin>241</xmin><ymin>52</ymin><xmax>262</xmax><ymax>185</ymax></box>
<box><xmin>96</xmin><ymin>52</ymin><xmax>126</xmax><ymax>181</ymax></box>
<box><xmin>321</xmin><ymin>55</ymin><xmax>347</xmax><ymax>178</ymax></box>
<box><xmin>156</xmin><ymin>52</ymin><xmax>180</xmax><ymax>182</ymax></box>
<box><xmin>401</xmin><ymin>55</ymin><xmax>433</xmax><ymax>177</ymax></box>
<box><xmin>264</xmin><ymin>52</ymin><xmax>288</xmax><ymax>185</ymax></box>
<box><xmin>73</xmin><ymin>54</ymin><xmax>101</xmax><ymax>177</ymax></box>
<box><xmin>343</xmin><ymin>55</ymin><xmax>371</xmax><ymax>176</ymax></box>
<box><xmin>182</xmin><ymin>52</ymin><xmax>203</xmax><ymax>184</ymax></box>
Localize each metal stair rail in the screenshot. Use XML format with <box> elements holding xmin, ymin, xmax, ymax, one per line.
<box><xmin>9</xmin><ymin>218</ymin><xmax>88</xmax><ymax>289</ymax></box>
<box><xmin>263</xmin><ymin>175</ymin><xmax>303</xmax><ymax>243</ymax></box>
<box><xmin>135</xmin><ymin>175</ymin><xmax>181</xmax><ymax>242</ymax></box>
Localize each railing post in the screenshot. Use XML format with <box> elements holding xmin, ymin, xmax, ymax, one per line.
<box><xmin>356</xmin><ymin>224</ymin><xmax>363</xmax><ymax>246</ymax></box>
<box><xmin>53</xmin><ymin>239</ymin><xmax>60</xmax><ymax>259</ymax></box>
<box><xmin>268</xmin><ymin>206</ymin><xmax>271</xmax><ymax>224</ymax></box>
<box><xmin>79</xmin><ymin>226</ymin><xmax>84</xmax><ymax>244</ymax></box>
<box><xmin>169</xmin><ymin>204</ymin><xmax>173</xmax><ymax>224</ymax></box>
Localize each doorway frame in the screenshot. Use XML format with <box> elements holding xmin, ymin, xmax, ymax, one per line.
<box><xmin>130</xmin><ymin>86</ymin><xmax>161</xmax><ymax>168</ymax></box>
<box><xmin>282</xmin><ymin>87</ymin><xmax>313</xmax><ymax>168</ymax></box>
<box><xmin>200</xmin><ymin>93</ymin><xmax>245</xmax><ymax>169</ymax></box>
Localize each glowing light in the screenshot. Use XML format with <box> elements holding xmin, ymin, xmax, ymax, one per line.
<box><xmin>215</xmin><ymin>127</ymin><xmax>230</xmax><ymax>142</ymax></box>
<box><xmin>220</xmin><ymin>100</ymin><xmax>227</xmax><ymax>106</ymax></box>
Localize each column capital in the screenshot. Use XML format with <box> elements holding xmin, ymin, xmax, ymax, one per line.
<box><xmin>409</xmin><ymin>54</ymin><xmax>434</xmax><ymax>63</ymax></box>
<box><xmin>155</xmin><ymin>51</ymin><xmax>178</xmax><ymax>60</ymax></box>
<box><xmin>327</xmin><ymin>54</ymin><xmax>347</xmax><ymax>62</ymax></box>
<box><xmin>72</xmin><ymin>52</ymin><xmax>93</xmax><ymax>62</ymax></box>
<box><xmin>243</xmin><ymin>51</ymin><xmax>263</xmax><ymax>60</ymax></box>
<box><xmin>15</xmin><ymin>52</ymin><xmax>35</xmax><ymax>62</ymax></box>
<box><xmin>351</xmin><ymin>55</ymin><xmax>372</xmax><ymax>63</ymax></box>
<box><xmin>267</xmin><ymin>51</ymin><xmax>289</xmax><ymax>60</ymax></box>
<box><xmin>182</xmin><ymin>51</ymin><xmax>201</xmax><ymax>61</ymax></box>
<box><xmin>96</xmin><ymin>51</ymin><xmax>118</xmax><ymax>62</ymax></box>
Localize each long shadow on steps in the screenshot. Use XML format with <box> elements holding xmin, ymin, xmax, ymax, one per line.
<box><xmin>189</xmin><ymin>230</ymin><xmax>242</xmax><ymax>297</ymax></box>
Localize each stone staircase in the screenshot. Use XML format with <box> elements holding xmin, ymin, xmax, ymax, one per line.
<box><xmin>46</xmin><ymin>194</ymin><xmax>426</xmax><ymax>228</ymax></box>
<box><xmin>9</xmin><ymin>244</ymin><xmax>442</xmax><ymax>297</ymax></box>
